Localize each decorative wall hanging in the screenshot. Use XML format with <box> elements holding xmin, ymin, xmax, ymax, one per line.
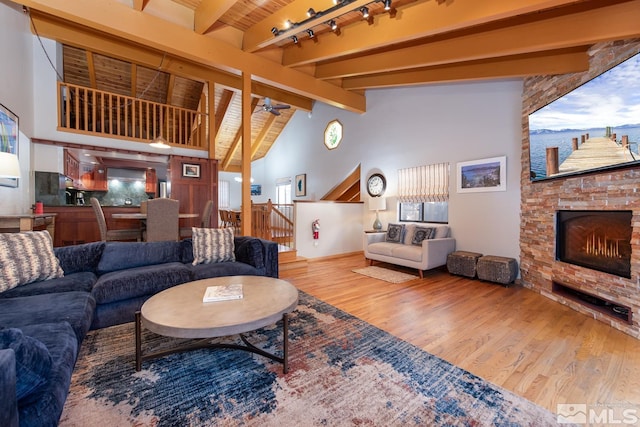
<box><xmin>457</xmin><ymin>156</ymin><xmax>506</xmax><ymax>193</ymax></box>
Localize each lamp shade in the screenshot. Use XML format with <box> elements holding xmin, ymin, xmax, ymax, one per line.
<box><xmin>369</xmin><ymin>197</ymin><xmax>386</xmax><ymax>211</ymax></box>
<box><xmin>0</xmin><ymin>152</ymin><xmax>20</xmax><ymax>178</ymax></box>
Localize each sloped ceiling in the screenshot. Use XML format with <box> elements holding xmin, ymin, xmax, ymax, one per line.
<box><xmin>13</xmin><ymin>0</ymin><xmax>640</xmax><ymax>171</ymax></box>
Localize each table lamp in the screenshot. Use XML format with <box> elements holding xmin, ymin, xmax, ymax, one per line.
<box><xmin>369</xmin><ymin>197</ymin><xmax>386</xmax><ymax>231</ymax></box>
<box><xmin>0</xmin><ymin>152</ymin><xmax>20</xmax><ymax>178</ymax></box>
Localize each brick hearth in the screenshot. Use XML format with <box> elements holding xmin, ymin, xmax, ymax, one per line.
<box><xmin>520</xmin><ymin>39</ymin><xmax>640</xmax><ymax>339</ymax></box>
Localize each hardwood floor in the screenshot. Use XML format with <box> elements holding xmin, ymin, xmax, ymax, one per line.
<box><xmin>279</xmin><ymin>253</ymin><xmax>640</xmax><ymax>415</ymax></box>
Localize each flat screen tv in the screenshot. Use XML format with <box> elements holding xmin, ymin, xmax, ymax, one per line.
<box><xmin>528</xmin><ymin>52</ymin><xmax>640</xmax><ymax>181</ymax></box>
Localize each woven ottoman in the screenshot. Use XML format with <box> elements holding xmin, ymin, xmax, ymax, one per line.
<box><xmin>447</xmin><ymin>251</ymin><xmax>483</xmax><ymax>278</ymax></box>
<box><xmin>477</xmin><ymin>255</ymin><xmax>518</xmax><ymax>285</ymax></box>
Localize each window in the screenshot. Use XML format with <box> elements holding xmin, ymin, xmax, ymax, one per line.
<box><xmin>398</xmin><ymin>162</ymin><xmax>449</xmax><ymax>223</ymax></box>
<box><xmin>399</xmin><ymin>201</ymin><xmax>448</xmax><ymax>223</ymax></box>
<box><xmin>276</xmin><ymin>177</ymin><xmax>292</xmax><ymax>204</ymax></box>
<box><xmin>218</xmin><ymin>179</ymin><xmax>230</xmax><ymax>209</ymax></box>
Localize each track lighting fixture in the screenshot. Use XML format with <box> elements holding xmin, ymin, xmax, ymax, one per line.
<box><xmin>271</xmin><ymin>27</ymin><xmax>278</xmax><ymax>35</ymax></box>
<box><xmin>360</xmin><ymin>6</ymin><xmax>369</xmax><ymax>18</ymax></box>
<box><xmin>292</xmin><ymin>35</ymin><xmax>298</xmax><ymax>44</ymax></box>
<box><xmin>307</xmin><ymin>8</ymin><xmax>316</xmax><ymax>17</ymax></box>
<box><xmin>384</xmin><ymin>0</ymin><xmax>391</xmax><ymax>10</ymax></box>
<box><xmin>307</xmin><ymin>29</ymin><xmax>315</xmax><ymax>38</ymax></box>
<box><xmin>330</xmin><ymin>20</ymin><xmax>338</xmax><ymax>31</ymax></box>
<box><xmin>284</xmin><ymin>19</ymin><xmax>293</xmax><ymax>29</ymax></box>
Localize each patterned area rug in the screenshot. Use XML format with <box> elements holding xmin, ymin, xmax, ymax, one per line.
<box><xmin>59</xmin><ymin>292</ymin><xmax>560</xmax><ymax>426</ymax></box>
<box><xmin>352</xmin><ymin>265</ymin><xmax>417</xmax><ymax>283</ymax></box>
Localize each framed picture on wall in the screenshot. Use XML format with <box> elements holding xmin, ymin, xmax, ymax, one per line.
<box><xmin>295</xmin><ymin>174</ymin><xmax>306</xmax><ymax>197</ymax></box>
<box><xmin>0</xmin><ymin>103</ymin><xmax>19</xmax><ymax>188</ymax></box>
<box><xmin>182</xmin><ymin>163</ymin><xmax>200</xmax><ymax>178</ymax></box>
<box><xmin>457</xmin><ymin>156</ymin><xmax>506</xmax><ymax>193</ymax></box>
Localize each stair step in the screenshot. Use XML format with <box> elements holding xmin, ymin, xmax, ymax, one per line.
<box><xmin>279</xmin><ymin>256</ymin><xmax>308</xmax><ymax>271</ymax></box>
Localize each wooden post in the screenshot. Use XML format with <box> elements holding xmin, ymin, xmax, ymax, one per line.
<box><xmin>622</xmin><ymin>135</ymin><xmax>629</xmax><ymax>148</ymax></box>
<box><xmin>612</xmin><ymin>133</ymin><xmax>617</xmax><ymax>141</ymax></box>
<box><xmin>546</xmin><ymin>147</ymin><xmax>559</xmax><ymax>176</ymax></box>
<box><xmin>586</xmin><ymin>132</ymin><xmax>589</xmax><ymax>140</ymax></box>
<box><xmin>581</xmin><ymin>134</ymin><xmax>586</xmax><ymax>144</ymax></box>
<box><xmin>572</xmin><ymin>137</ymin><xmax>578</xmax><ymax>151</ymax></box>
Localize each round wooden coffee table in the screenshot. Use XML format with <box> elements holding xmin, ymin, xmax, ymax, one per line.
<box><xmin>135</xmin><ymin>276</ymin><xmax>299</xmax><ymax>373</ymax></box>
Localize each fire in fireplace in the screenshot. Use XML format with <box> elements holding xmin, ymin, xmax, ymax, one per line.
<box><xmin>556</xmin><ymin>210</ymin><xmax>632</xmax><ymax>278</ymax></box>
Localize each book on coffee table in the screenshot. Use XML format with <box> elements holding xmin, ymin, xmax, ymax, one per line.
<box><xmin>202</xmin><ymin>283</ymin><xmax>244</xmax><ymax>302</ymax></box>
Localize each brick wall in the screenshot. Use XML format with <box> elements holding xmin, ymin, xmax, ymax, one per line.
<box><xmin>521</xmin><ymin>39</ymin><xmax>640</xmax><ymax>338</ymax></box>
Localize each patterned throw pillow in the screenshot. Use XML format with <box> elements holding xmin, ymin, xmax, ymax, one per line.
<box><xmin>0</xmin><ymin>231</ymin><xmax>64</xmax><ymax>292</ymax></box>
<box><xmin>411</xmin><ymin>227</ymin><xmax>436</xmax><ymax>245</ymax></box>
<box><xmin>385</xmin><ymin>223</ymin><xmax>405</xmax><ymax>243</ymax></box>
<box><xmin>192</xmin><ymin>227</ymin><xmax>236</xmax><ymax>265</ymax></box>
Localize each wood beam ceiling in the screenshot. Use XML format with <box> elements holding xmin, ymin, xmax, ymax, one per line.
<box><xmin>314</xmin><ymin>0</ymin><xmax>640</xmax><ymax>80</ymax></box>
<box><xmin>194</xmin><ymin>0</ymin><xmax>237</xmax><ymax>35</ymax></box>
<box><xmin>17</xmin><ymin>0</ymin><xmax>365</xmax><ymax>112</ymax></box>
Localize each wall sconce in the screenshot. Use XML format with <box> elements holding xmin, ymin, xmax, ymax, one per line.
<box><xmin>0</xmin><ymin>152</ymin><xmax>20</xmax><ymax>179</ymax></box>
<box><xmin>369</xmin><ymin>197</ymin><xmax>386</xmax><ymax>231</ymax></box>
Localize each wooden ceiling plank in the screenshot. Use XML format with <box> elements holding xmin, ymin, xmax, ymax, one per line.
<box><xmin>221</xmin><ymin>97</ymin><xmax>260</xmax><ymax>170</ymax></box>
<box><xmin>167</xmin><ymin>73</ymin><xmax>175</xmax><ymax>105</ymax></box>
<box><xmin>194</xmin><ymin>0</ymin><xmax>238</xmax><ymax>35</ymax></box>
<box><xmin>251</xmin><ymin>114</ymin><xmax>277</xmax><ymax>159</ymax></box>
<box><xmin>19</xmin><ymin>0</ymin><xmax>365</xmax><ymax>112</ymax></box>
<box><xmin>31</xmin><ymin>13</ymin><xmax>314</xmax><ymax>110</ymax></box>
<box><xmin>215</xmin><ymin>89</ymin><xmax>234</xmax><ymax>139</ymax></box>
<box><xmin>342</xmin><ymin>49</ymin><xmax>591</xmax><ymax>90</ymax></box>
<box><xmin>132</xmin><ymin>0</ymin><xmax>149</xmax><ymax>11</ymax></box>
<box><xmin>315</xmin><ymin>0</ymin><xmax>640</xmax><ymax>79</ymax></box>
<box><xmin>85</xmin><ymin>50</ymin><xmax>96</xmax><ymax>88</ymax></box>
<box><xmin>130</xmin><ymin>63</ymin><xmax>138</xmax><ymax>97</ymax></box>
<box><xmin>243</xmin><ymin>0</ymin><xmax>372</xmax><ymax>52</ymax></box>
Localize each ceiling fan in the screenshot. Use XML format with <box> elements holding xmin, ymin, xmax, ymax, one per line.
<box><xmin>258</xmin><ymin>97</ymin><xmax>291</xmax><ymax>116</ymax></box>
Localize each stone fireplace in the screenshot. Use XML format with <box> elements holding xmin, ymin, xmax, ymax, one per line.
<box><xmin>520</xmin><ymin>39</ymin><xmax>640</xmax><ymax>339</ymax></box>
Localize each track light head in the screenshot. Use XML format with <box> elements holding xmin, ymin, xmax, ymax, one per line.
<box><xmin>383</xmin><ymin>0</ymin><xmax>391</xmax><ymax>10</ymax></box>
<box><xmin>307</xmin><ymin>29</ymin><xmax>315</xmax><ymax>38</ymax></box>
<box><xmin>291</xmin><ymin>35</ymin><xmax>298</xmax><ymax>44</ymax></box>
<box><xmin>329</xmin><ymin>20</ymin><xmax>338</xmax><ymax>31</ymax></box>
<box><xmin>271</xmin><ymin>27</ymin><xmax>279</xmax><ymax>36</ymax></box>
<box><xmin>307</xmin><ymin>8</ymin><xmax>316</xmax><ymax>17</ymax></box>
<box><xmin>360</xmin><ymin>6</ymin><xmax>369</xmax><ymax>18</ymax></box>
<box><xmin>284</xmin><ymin>19</ymin><xmax>293</xmax><ymax>29</ymax></box>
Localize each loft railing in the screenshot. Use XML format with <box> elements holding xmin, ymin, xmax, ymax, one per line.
<box><xmin>57</xmin><ymin>82</ymin><xmax>207</xmax><ymax>149</ymax></box>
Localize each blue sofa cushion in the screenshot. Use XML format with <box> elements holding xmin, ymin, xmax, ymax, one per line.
<box><xmin>92</xmin><ymin>262</ymin><xmax>193</xmax><ymax>304</ymax></box>
<box><xmin>0</xmin><ymin>272</ymin><xmax>96</xmax><ymax>299</ymax></box>
<box><xmin>0</xmin><ymin>328</ymin><xmax>52</xmax><ymax>403</ymax></box>
<box><xmin>190</xmin><ymin>261</ymin><xmax>263</xmax><ymax>280</ymax></box>
<box><xmin>0</xmin><ymin>292</ymin><xmax>96</xmax><ymax>345</ymax></box>
<box><xmin>54</xmin><ymin>241</ymin><xmax>105</xmax><ymax>275</ymax></box>
<box><xmin>0</xmin><ymin>231</ymin><xmax>64</xmax><ymax>292</ymax></box>
<box><xmin>97</xmin><ymin>241</ymin><xmax>182</xmax><ymax>274</ymax></box>
<box><xmin>234</xmin><ymin>237</ymin><xmax>264</xmax><ymax>269</ymax></box>
<box><xmin>18</xmin><ymin>322</ymin><xmax>78</xmax><ymax>426</ymax></box>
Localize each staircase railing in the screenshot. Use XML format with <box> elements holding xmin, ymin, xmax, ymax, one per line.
<box><xmin>251</xmin><ymin>200</ymin><xmax>294</xmax><ymax>249</ymax></box>
<box><xmin>57</xmin><ymin>82</ymin><xmax>207</xmax><ymax>149</ymax></box>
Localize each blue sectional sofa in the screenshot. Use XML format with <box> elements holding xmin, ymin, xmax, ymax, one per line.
<box><xmin>0</xmin><ymin>234</ymin><xmax>278</xmax><ymax>427</ymax></box>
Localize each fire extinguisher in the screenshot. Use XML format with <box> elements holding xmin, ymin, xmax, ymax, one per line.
<box><xmin>312</xmin><ymin>219</ymin><xmax>320</xmax><ymax>240</ymax></box>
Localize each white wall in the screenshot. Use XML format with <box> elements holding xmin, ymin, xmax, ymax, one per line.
<box><xmin>262</xmin><ymin>80</ymin><xmax>523</xmax><ymax>260</ymax></box>
<box><xmin>0</xmin><ymin>1</ymin><xmax>34</xmax><ymax>214</ymax></box>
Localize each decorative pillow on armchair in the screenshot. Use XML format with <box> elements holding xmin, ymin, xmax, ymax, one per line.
<box><xmin>0</xmin><ymin>231</ymin><xmax>64</xmax><ymax>292</ymax></box>
<box><xmin>192</xmin><ymin>227</ymin><xmax>236</xmax><ymax>265</ymax></box>
<box><xmin>385</xmin><ymin>224</ymin><xmax>405</xmax><ymax>243</ymax></box>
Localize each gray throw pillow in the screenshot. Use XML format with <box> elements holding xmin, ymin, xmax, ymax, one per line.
<box><xmin>0</xmin><ymin>231</ymin><xmax>64</xmax><ymax>292</ymax></box>
<box><xmin>385</xmin><ymin>224</ymin><xmax>405</xmax><ymax>243</ymax></box>
<box><xmin>192</xmin><ymin>227</ymin><xmax>236</xmax><ymax>265</ymax></box>
<box><xmin>411</xmin><ymin>227</ymin><xmax>436</xmax><ymax>245</ymax></box>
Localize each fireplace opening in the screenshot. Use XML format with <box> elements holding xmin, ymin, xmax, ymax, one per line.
<box><xmin>556</xmin><ymin>210</ymin><xmax>632</xmax><ymax>278</ymax></box>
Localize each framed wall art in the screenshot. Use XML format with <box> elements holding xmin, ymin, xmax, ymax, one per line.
<box><xmin>295</xmin><ymin>173</ymin><xmax>306</xmax><ymax>197</ymax></box>
<box><xmin>0</xmin><ymin>103</ymin><xmax>19</xmax><ymax>188</ymax></box>
<box><xmin>457</xmin><ymin>156</ymin><xmax>506</xmax><ymax>193</ymax></box>
<box><xmin>182</xmin><ymin>163</ymin><xmax>201</xmax><ymax>178</ymax></box>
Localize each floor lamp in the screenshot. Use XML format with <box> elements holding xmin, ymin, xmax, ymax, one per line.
<box><xmin>369</xmin><ymin>197</ymin><xmax>386</xmax><ymax>231</ymax></box>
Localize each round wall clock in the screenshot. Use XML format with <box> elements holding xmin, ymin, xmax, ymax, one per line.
<box><xmin>367</xmin><ymin>173</ymin><xmax>386</xmax><ymax>197</ymax></box>
<box><xmin>324</xmin><ymin>119</ymin><xmax>343</xmax><ymax>150</ymax></box>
